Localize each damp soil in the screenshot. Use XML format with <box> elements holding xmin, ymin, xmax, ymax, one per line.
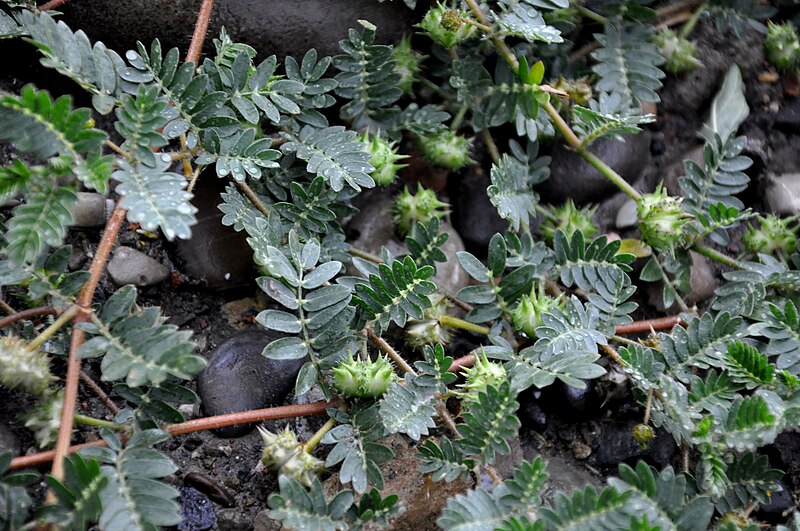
<box><xmin>2</xmin><ymin>11</ymin><xmax>800</xmax><ymax>531</ymax></box>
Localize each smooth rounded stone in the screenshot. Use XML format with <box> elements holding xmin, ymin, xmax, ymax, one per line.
<box><xmin>107</xmin><ymin>246</ymin><xmax>170</xmax><ymax>287</ymax></box>
<box><xmin>60</xmin><ymin>0</ymin><xmax>414</xmax><ymax>60</ymax></box>
<box><xmin>178</xmin><ymin>487</ymin><xmax>216</xmax><ymax>531</ymax></box>
<box><xmin>197</xmin><ymin>330</ymin><xmax>304</xmax><ymax>438</ymax></box>
<box><xmin>765</xmin><ymin>173</ymin><xmax>800</xmax><ymax>216</ymax></box>
<box><xmin>615</xmin><ymin>198</ymin><xmax>638</xmax><ymax>229</ymax></box>
<box><xmin>218</xmin><ymin>508</ymin><xmax>254</xmax><ymax>531</ymax></box>
<box><xmin>70</xmin><ymin>193</ymin><xmax>113</xmax><ymax>228</ymax></box>
<box><xmin>537</xmin><ymin>134</ymin><xmax>651</xmax><ymax>206</ymax></box>
<box><xmin>593</xmin><ymin>422</ymin><xmax>676</xmax><ymax>468</ymax></box>
<box><xmin>254</xmin><ymin>510</ymin><xmax>282</xmax><ymax>531</ymax></box>
<box><xmin>175</xmin><ymin>177</ymin><xmax>254</xmax><ymax>290</ymax></box>
<box><xmin>449</xmin><ymin>166</ymin><xmax>508</xmax><ymax>257</ymax></box>
<box><xmin>647</xmin><ymin>251</ymin><xmax>718</xmax><ymax>311</ymax></box>
<box><xmin>755</xmin><ymin>480</ymin><xmax>794</xmax><ymax>523</ymax></box>
<box><xmin>662</xmin><ymin>145</ymin><xmax>703</xmax><ymax>197</ymax></box>
<box><xmin>347</xmin><ymin>197</ymin><xmax>469</xmax><ymax>294</ymax></box>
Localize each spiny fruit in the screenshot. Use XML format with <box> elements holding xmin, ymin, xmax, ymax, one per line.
<box><xmin>654</xmin><ymin>29</ymin><xmax>702</xmax><ymax>74</ymax></box>
<box><xmin>0</xmin><ymin>335</ymin><xmax>53</xmax><ymax>396</ymax></box>
<box><xmin>416</xmin><ymin>3</ymin><xmax>475</xmax><ymax>48</ymax></box>
<box><xmin>332</xmin><ymin>354</ymin><xmax>397</xmax><ymax>399</ymax></box>
<box><xmin>637</xmin><ymin>183</ymin><xmax>692</xmax><ymax>254</ymax></box>
<box><xmin>360</xmin><ymin>131</ymin><xmax>408</xmax><ymax>186</ymax></box>
<box><xmin>743</xmin><ymin>214</ymin><xmax>798</xmax><ymax>256</ymax></box>
<box><xmin>405</xmin><ymin>293</ymin><xmax>452</xmax><ymax>349</ymax></box>
<box><xmin>392</xmin><ymin>185</ymin><xmax>450</xmax><ymax>237</ymax></box>
<box><xmin>415</xmin><ymin>129</ymin><xmax>473</xmax><ymax>170</ymax></box>
<box><xmin>258</xmin><ymin>426</ymin><xmax>324</xmax><ymax>487</ymax></box>
<box><xmin>765</xmin><ymin>21</ymin><xmax>800</xmax><ymax>71</ymax></box>
<box><xmin>632</xmin><ymin>423</ymin><xmax>655</xmax><ymax>449</ymax></box>
<box><xmin>539</xmin><ymin>199</ymin><xmax>598</xmax><ymax>243</ymax></box>
<box><xmin>458</xmin><ymin>351</ymin><xmax>506</xmax><ymax>403</ymax></box>
<box><xmin>393</xmin><ymin>34</ymin><xmax>423</xmax><ymax>94</ymax></box>
<box><xmin>512</xmin><ymin>283</ymin><xmax>565</xmax><ymax>338</ymax></box>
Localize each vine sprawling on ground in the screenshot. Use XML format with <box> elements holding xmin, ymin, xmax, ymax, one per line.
<box><xmin>1</xmin><ymin>0</ymin><xmax>800</xmax><ymax>529</ymax></box>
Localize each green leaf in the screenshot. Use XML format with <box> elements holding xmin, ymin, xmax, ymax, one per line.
<box><xmin>418</xmin><ymin>436</ymin><xmax>474</xmax><ymax>483</ymax></box>
<box><xmin>0</xmin><ymin>86</ymin><xmax>111</xmax><ymax>191</ymax></box>
<box><xmin>699</xmin><ymin>65</ymin><xmax>749</xmax><ymax>144</ymax></box>
<box><xmin>268</xmin><ymin>476</ymin><xmax>353</xmax><ymax>531</ymax></box>
<box><xmin>437</xmin><ymin>487</ymin><xmax>508</xmax><ymax>531</ymax></box>
<box><xmin>5</xmin><ymin>183</ymin><xmax>77</xmax><ymax>265</ymax></box>
<box><xmin>42</xmin><ymin>454</ymin><xmax>106</xmax><ymax>530</ymax></box>
<box><xmin>114</xmin><ymin>155</ymin><xmax>198</xmax><ymax>240</ymax></box>
<box><xmin>487</xmin><ymin>154</ymin><xmax>540</xmax><ymax>233</ymax></box>
<box><xmin>414</xmin><ymin>343</ymin><xmax>457</xmax><ymax>393</ymax></box>
<box><xmin>456</xmin><ymin>382</ymin><xmax>521</xmax><ymax>464</ymax></box>
<box><xmin>379</xmin><ymin>374</ymin><xmax>436</xmax><ymax>440</ymax></box>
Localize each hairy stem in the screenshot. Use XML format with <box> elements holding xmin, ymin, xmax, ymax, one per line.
<box><xmin>691</xmin><ymin>243</ymin><xmax>744</xmax><ymax>270</ymax></box>
<box><xmin>26</xmin><ymin>305</ymin><xmax>81</xmax><ymax>351</ymax></box>
<box><xmin>303</xmin><ymin>418</ymin><xmax>337</xmax><ymax>453</ymax></box>
<box><xmin>615</xmin><ymin>315</ymin><xmax>685</xmax><ymax>335</ymax></box>
<box><xmin>480</xmin><ymin>129</ymin><xmax>501</xmax><ymax>164</ymax></box>
<box><xmin>575</xmin><ymin>5</ymin><xmax>608</xmax><ymax>24</ymax></box>
<box><xmin>80</xmin><ymin>370</ymin><xmax>120</xmax><ymax>415</ymax></box>
<box><xmin>73</xmin><ymin>414</ymin><xmax>123</xmax><ymax>431</ymax></box>
<box><xmin>234</xmin><ymin>180</ymin><xmax>271</xmax><ymax>218</ymax></box>
<box><xmin>680</xmin><ymin>2</ymin><xmax>708</xmax><ymax>38</ymax></box>
<box><xmin>348</xmin><ymin>246</ymin><xmax>382</xmax><ymax>264</ymax></box>
<box><xmin>367</xmin><ymin>328</ymin><xmax>416</xmax><ymax>375</ymax></box>
<box><xmin>12</xmin><ymin>401</ymin><xmax>337</xmax><ymax>470</ymax></box>
<box><xmin>439</xmin><ymin>314</ymin><xmax>490</xmax><ymax>335</ymax></box>
<box><xmin>185</xmin><ymin>0</ymin><xmax>215</xmax><ymax>64</ymax></box>
<box><xmin>0</xmin><ymin>306</ymin><xmax>57</xmax><ymax>330</ymax></box>
<box><xmin>49</xmin><ymin>204</ymin><xmax>126</xmax><ymax>492</ymax></box>
<box><xmin>38</xmin><ymin>0</ymin><xmax>69</xmax><ymax>11</ymax></box>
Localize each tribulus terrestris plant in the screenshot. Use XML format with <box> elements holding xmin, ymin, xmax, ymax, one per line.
<box><xmin>1</xmin><ymin>0</ymin><xmax>800</xmax><ymax>530</ymax></box>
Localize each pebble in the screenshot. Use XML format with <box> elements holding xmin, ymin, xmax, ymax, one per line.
<box><xmin>106</xmin><ymin>246</ymin><xmax>170</xmax><ymax>287</ymax></box>
<box><xmin>765</xmin><ymin>173</ymin><xmax>800</xmax><ymax>216</ymax></box>
<box><xmin>755</xmin><ymin>480</ymin><xmax>794</xmax><ymax>524</ymax></box>
<box><xmin>196</xmin><ymin>330</ymin><xmax>305</xmax><ymax>437</ymax></box>
<box><xmin>347</xmin><ymin>196</ymin><xmax>469</xmax><ymax>295</ymax></box>
<box><xmin>60</xmin><ymin>0</ymin><xmax>414</xmax><ymax>59</ymax></box>
<box><xmin>175</xmin><ymin>178</ymin><xmax>254</xmax><ymax>290</ymax></box>
<box><xmin>254</xmin><ymin>510</ymin><xmax>283</xmax><ymax>531</ymax></box>
<box><xmin>70</xmin><ymin>192</ymin><xmax>113</xmax><ymax>228</ymax></box>
<box><xmin>593</xmin><ymin>422</ymin><xmax>675</xmax><ymax>468</ymax></box>
<box><xmin>538</xmin><ymin>134</ymin><xmax>651</xmax><ymax>205</ymax></box>
<box><xmin>0</xmin><ymin>421</ymin><xmax>21</xmax><ymax>455</ymax></box>
<box><xmin>177</xmin><ymin>487</ymin><xmax>216</xmax><ymax>531</ymax></box>
<box><xmin>449</xmin><ymin>166</ymin><xmax>508</xmax><ymax>257</ymax></box>
<box><xmin>217</xmin><ymin>508</ymin><xmax>253</xmax><ymax>531</ymax></box>
<box><xmin>571</xmin><ymin>441</ymin><xmax>592</xmax><ymax>460</ymax></box>
<box><xmin>184</xmin><ymin>472</ymin><xmax>236</xmax><ymax>508</ymax></box>
<box><xmin>686</xmin><ymin>251</ymin><xmax>718</xmax><ymax>305</ymax></box>
<box><xmin>615</xmin><ymin>199</ymin><xmax>638</xmax><ymax>229</ymax></box>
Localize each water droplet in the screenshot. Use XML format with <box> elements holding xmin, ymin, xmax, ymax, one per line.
<box><xmin>125</xmin><ymin>51</ymin><xmax>137</xmax><ymax>60</ymax></box>
<box><xmin>160</xmin><ymin>154</ymin><xmax>171</xmax><ymax>162</ymax></box>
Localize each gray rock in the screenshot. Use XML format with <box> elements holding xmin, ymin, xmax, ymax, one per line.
<box><xmin>775</xmin><ymin>96</ymin><xmax>800</xmax><ymax>134</ymax></box>
<box><xmin>765</xmin><ymin>173</ymin><xmax>800</xmax><ymax>215</ymax></box>
<box><xmin>178</xmin><ymin>487</ymin><xmax>216</xmax><ymax>531</ymax></box>
<box><xmin>254</xmin><ymin>510</ymin><xmax>283</xmax><ymax>531</ymax></box>
<box><xmin>60</xmin><ymin>0</ymin><xmax>414</xmax><ymax>60</ymax></box>
<box><xmin>197</xmin><ymin>330</ymin><xmax>304</xmax><ymax>437</ymax></box>
<box><xmin>615</xmin><ymin>199</ymin><xmax>638</xmax><ymax>229</ymax></box>
<box><xmin>541</xmin><ymin>453</ymin><xmax>602</xmax><ymax>503</ymax></box>
<box><xmin>107</xmin><ymin>246</ymin><xmax>170</xmax><ymax>286</ymax></box>
<box><xmin>686</xmin><ymin>251</ymin><xmax>717</xmax><ymax>306</ymax></box>
<box><xmin>347</xmin><ymin>197</ymin><xmax>469</xmax><ymax>295</ymax></box>
<box><xmin>70</xmin><ymin>193</ymin><xmax>113</xmax><ymax>228</ymax></box>
<box><xmin>0</xmin><ymin>421</ymin><xmax>20</xmax><ymax>455</ymax></box>
<box><xmin>754</xmin><ymin>480</ymin><xmax>794</xmax><ymax>524</ymax></box>
<box><xmin>449</xmin><ymin>166</ymin><xmax>508</xmax><ymax>257</ymax></box>
<box><xmin>175</xmin><ymin>178</ymin><xmax>254</xmax><ymax>290</ymax></box>
<box><xmin>662</xmin><ymin>145</ymin><xmax>703</xmax><ymax>197</ymax></box>
<box><xmin>492</xmin><ymin>435</ymin><xmax>524</xmax><ymax>479</ymax></box>
<box><xmin>538</xmin><ymin>134</ymin><xmax>651</xmax><ymax>206</ymax></box>
<box><xmin>217</xmin><ymin>508</ymin><xmax>254</xmax><ymax>531</ymax></box>
<box><xmin>593</xmin><ymin>422</ymin><xmax>676</xmax><ymax>468</ymax></box>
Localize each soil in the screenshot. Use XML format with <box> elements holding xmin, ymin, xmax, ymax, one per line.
<box><xmin>2</xmin><ymin>7</ymin><xmax>800</xmax><ymax>531</ymax></box>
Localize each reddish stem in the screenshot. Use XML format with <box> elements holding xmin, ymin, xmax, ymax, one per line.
<box><xmin>0</xmin><ymin>306</ymin><xmax>57</xmax><ymax>329</ymax></box>
<box><xmin>185</xmin><ymin>0</ymin><xmax>216</xmax><ymax>64</ymax></box>
<box><xmin>614</xmin><ymin>315</ymin><xmax>685</xmax><ymax>335</ymax></box>
<box><xmin>448</xmin><ymin>354</ymin><xmax>476</xmax><ymax>373</ymax></box>
<box><xmin>38</xmin><ymin>0</ymin><xmax>70</xmax><ymax>10</ymax></box>
<box><xmin>11</xmin><ymin>401</ymin><xmax>337</xmax><ymax>470</ymax></box>
<box><xmin>49</xmin><ymin>205</ymin><xmax>126</xmax><ymax>487</ymax></box>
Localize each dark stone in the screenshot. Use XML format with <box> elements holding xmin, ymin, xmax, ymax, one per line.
<box><xmin>449</xmin><ymin>166</ymin><xmax>508</xmax><ymax>258</ymax></box>
<box><xmin>197</xmin><ymin>330</ymin><xmax>304</xmax><ymax>437</ymax></box>
<box><xmin>59</xmin><ymin>0</ymin><xmax>415</xmax><ymax>60</ymax></box>
<box><xmin>755</xmin><ymin>480</ymin><xmax>794</xmax><ymax>524</ymax></box>
<box><xmin>775</xmin><ymin>97</ymin><xmax>800</xmax><ymax>134</ymax></box>
<box><xmin>178</xmin><ymin>487</ymin><xmax>216</xmax><ymax>531</ymax></box>
<box><xmin>593</xmin><ymin>422</ymin><xmax>676</xmax><ymax>468</ymax></box>
<box><xmin>217</xmin><ymin>508</ymin><xmax>254</xmax><ymax>531</ymax></box>
<box><xmin>175</xmin><ymin>177</ymin><xmax>254</xmax><ymax>290</ymax></box>
<box><xmin>537</xmin><ymin>134</ymin><xmax>651</xmax><ymax>206</ymax></box>
<box><xmin>184</xmin><ymin>472</ymin><xmax>236</xmax><ymax>508</ymax></box>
